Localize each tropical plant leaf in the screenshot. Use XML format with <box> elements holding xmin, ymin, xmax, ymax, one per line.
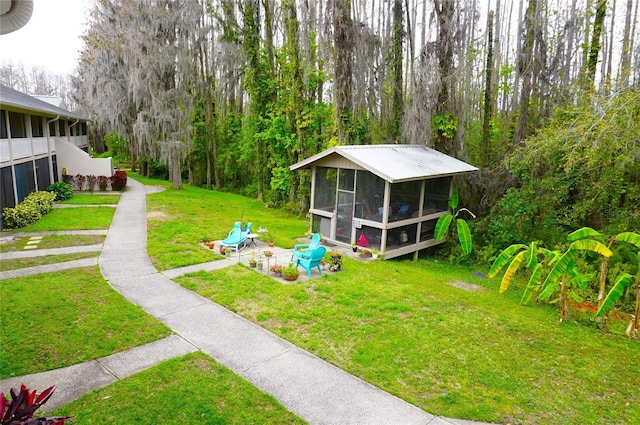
<box><xmin>596</xmin><ymin>273</ymin><xmax>634</xmax><ymax>317</ymax></box>
<box><xmin>569</xmin><ymin>239</ymin><xmax>613</xmax><ymax>257</ymax></box>
<box><xmin>448</xmin><ymin>189</ymin><xmax>459</xmax><ymax>210</ymax></box>
<box><xmin>434</xmin><ymin>213</ymin><xmax>453</xmax><ymax>241</ymax></box>
<box><xmin>456</xmin><ymin>219</ymin><xmax>472</xmax><ymax>255</ymax></box>
<box><xmin>500</xmin><ymin>250</ymin><xmax>526</xmax><ymax>293</ymax></box>
<box><xmin>540</xmin><ymin>250</ymin><xmax>576</xmax><ymax>296</ymax></box>
<box><xmin>526</xmin><ymin>241</ymin><xmax>537</xmax><ymax>269</ymax></box>
<box><xmin>567</xmin><ymin>272</ymin><xmax>595</xmax><ymax>290</ymax></box>
<box><xmin>488</xmin><ymin>244</ymin><xmax>527</xmax><ymax>278</ymax></box>
<box><xmin>539</xmin><ymin>279</ymin><xmax>561</xmax><ymax>301</ymax></box>
<box><xmin>568</xmin><ymin>292</ymin><xmax>584</xmax><ymax>303</ymax></box>
<box><xmin>616</xmin><ymin>232</ymin><xmax>640</xmax><ymax>249</ymax></box>
<box><xmin>568</xmin><ymin>227</ymin><xmax>604</xmax><ymax>241</ymax></box>
<box><xmin>521</xmin><ymin>262</ymin><xmax>543</xmax><ymax>304</ymax></box>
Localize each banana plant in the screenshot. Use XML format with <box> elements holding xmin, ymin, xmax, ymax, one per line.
<box><xmin>434</xmin><ymin>189</ymin><xmax>476</xmax><ymax>256</ymax></box>
<box><xmin>596</xmin><ymin>252</ymin><xmax>640</xmax><ymax>338</ymax></box>
<box><xmin>488</xmin><ymin>241</ymin><xmax>559</xmax><ymax>304</ymax></box>
<box><xmin>538</xmin><ymin>239</ymin><xmax>613</xmax><ymax>322</ymax></box>
<box><xmin>569</xmin><ymin>228</ymin><xmax>640</xmax><ymax>321</ymax></box>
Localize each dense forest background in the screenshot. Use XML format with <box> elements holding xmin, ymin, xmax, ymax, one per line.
<box><xmin>2</xmin><ymin>0</ymin><xmax>639</xmax><ymax>251</ymax></box>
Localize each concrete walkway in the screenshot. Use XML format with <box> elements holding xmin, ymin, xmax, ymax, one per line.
<box><xmin>1</xmin><ymin>179</ymin><xmax>497</xmax><ymax>425</ymax></box>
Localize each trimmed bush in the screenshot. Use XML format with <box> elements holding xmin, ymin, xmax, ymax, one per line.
<box><xmin>110</xmin><ymin>170</ymin><xmax>127</xmax><ymax>191</ymax></box>
<box><xmin>2</xmin><ymin>191</ymin><xmax>56</xmax><ymax>229</ymax></box>
<box><xmin>46</xmin><ymin>182</ymin><xmax>74</xmax><ymax>201</ymax></box>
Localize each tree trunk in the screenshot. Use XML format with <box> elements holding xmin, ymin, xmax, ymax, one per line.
<box><xmin>390</xmin><ymin>0</ymin><xmax>404</xmax><ymax>142</ymax></box>
<box><xmin>333</xmin><ymin>0</ymin><xmax>353</xmax><ymax>145</ymax></box>
<box><xmin>585</xmin><ymin>0</ymin><xmax>607</xmax><ymax>85</ymax></box>
<box><xmin>481</xmin><ymin>10</ymin><xmax>495</xmax><ymax>168</ymax></box>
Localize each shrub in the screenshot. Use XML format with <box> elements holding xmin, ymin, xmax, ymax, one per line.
<box><xmin>110</xmin><ymin>171</ymin><xmax>127</xmax><ymax>191</ymax></box>
<box><xmin>1</xmin><ymin>384</ymin><xmax>70</xmax><ymax>424</ymax></box>
<box><xmin>97</xmin><ymin>176</ymin><xmax>109</xmax><ymax>191</ymax></box>
<box><xmin>2</xmin><ymin>191</ymin><xmax>55</xmax><ymax>229</ymax></box>
<box><xmin>87</xmin><ymin>175</ymin><xmax>98</xmax><ymax>191</ymax></box>
<box><xmin>46</xmin><ymin>182</ymin><xmax>73</xmax><ymax>201</ymax></box>
<box><xmin>74</xmin><ymin>174</ymin><xmax>86</xmax><ymax>191</ymax></box>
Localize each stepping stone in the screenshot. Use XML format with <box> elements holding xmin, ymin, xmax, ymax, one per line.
<box><xmin>23</xmin><ymin>245</ymin><xmax>38</xmax><ymax>250</ymax></box>
<box><xmin>29</xmin><ymin>236</ymin><xmax>43</xmax><ymax>241</ymax></box>
<box><xmin>26</xmin><ymin>240</ymin><xmax>40</xmax><ymax>245</ymax></box>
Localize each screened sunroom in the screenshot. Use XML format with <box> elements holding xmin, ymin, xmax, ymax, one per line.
<box><xmin>290</xmin><ymin>145</ymin><xmax>478</xmax><ymax>260</ymax></box>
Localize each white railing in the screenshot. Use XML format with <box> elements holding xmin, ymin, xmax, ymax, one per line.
<box><xmin>0</xmin><ymin>139</ymin><xmax>9</xmax><ymax>162</ymax></box>
<box><xmin>10</xmin><ymin>138</ymin><xmax>31</xmax><ymax>160</ymax></box>
<box><xmin>33</xmin><ymin>137</ymin><xmax>49</xmax><ymax>155</ymax></box>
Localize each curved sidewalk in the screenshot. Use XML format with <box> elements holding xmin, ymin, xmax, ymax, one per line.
<box><xmin>2</xmin><ymin>179</ymin><xmax>497</xmax><ymax>425</ymax></box>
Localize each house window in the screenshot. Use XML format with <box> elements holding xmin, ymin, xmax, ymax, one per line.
<box><xmin>49</xmin><ymin>120</ymin><xmax>57</xmax><ymax>137</ymax></box>
<box><xmin>389</xmin><ymin>180</ymin><xmax>421</xmax><ymax>222</ymax></box>
<box><xmin>59</xmin><ymin>121</ymin><xmax>66</xmax><ymax>136</ymax></box>
<box><xmin>8</xmin><ymin>111</ymin><xmax>26</xmax><ymax>138</ymax></box>
<box><xmin>81</xmin><ymin>122</ymin><xmax>87</xmax><ymax>135</ymax></box>
<box><xmin>423</xmin><ymin>176</ymin><xmax>451</xmax><ymax>215</ymax></box>
<box><xmin>313</xmin><ymin>167</ymin><xmax>336</xmax><ymax>212</ymax></box>
<box><xmin>14</xmin><ymin>161</ymin><xmax>35</xmax><ymax>203</ymax></box>
<box><xmin>31</xmin><ymin>116</ymin><xmax>43</xmax><ymax>137</ymax></box>
<box><xmin>1</xmin><ymin>166</ymin><xmax>15</xmax><ymax>210</ymax></box>
<box><xmin>0</xmin><ymin>109</ymin><xmax>7</xmax><ymax>139</ymax></box>
<box><xmin>354</xmin><ymin>170</ymin><xmax>385</xmax><ymax>221</ymax></box>
<box><xmin>35</xmin><ymin>158</ymin><xmax>50</xmax><ymax>191</ymax></box>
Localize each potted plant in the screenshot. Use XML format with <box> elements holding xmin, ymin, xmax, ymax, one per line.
<box><xmin>282</xmin><ymin>263</ymin><xmax>300</xmax><ymax>281</ymax></box>
<box><xmin>257</xmin><ymin>261</ymin><xmax>264</xmax><ymax>271</ymax></box>
<box><xmin>267</xmin><ymin>233</ymin><xmax>275</xmax><ymax>247</ymax></box>
<box><xmin>263</xmin><ymin>250</ymin><xmax>273</xmax><ymax>257</ymax></box>
<box><xmin>351</xmin><ymin>242</ymin><xmax>358</xmax><ymax>252</ymax></box>
<box><xmin>329</xmin><ymin>250</ymin><xmax>342</xmax><ymax>271</ymax></box>
<box><xmin>201</xmin><ymin>236</ymin><xmax>214</xmax><ymax>249</ymax></box>
<box><xmin>371</xmin><ymin>248</ymin><xmax>379</xmax><ymax>259</ymax></box>
<box><xmin>248</xmin><ymin>251</ymin><xmax>257</xmax><ymax>268</ymax></box>
<box><xmin>270</xmin><ymin>264</ymin><xmax>283</xmax><ymax>276</ymax></box>
<box><xmin>220</xmin><ymin>245</ymin><xmax>227</xmax><ymax>255</ymax></box>
<box><xmin>359</xmin><ymin>248</ymin><xmax>372</xmax><ymax>258</ymax></box>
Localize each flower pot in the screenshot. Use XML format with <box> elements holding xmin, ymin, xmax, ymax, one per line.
<box><xmin>206</xmin><ymin>242</ymin><xmax>214</xmax><ymax>249</ymax></box>
<box><xmin>268</xmin><ymin>241</ymin><xmax>275</xmax><ymax>247</ymax></box>
<box><xmin>220</xmin><ymin>246</ymin><xmax>227</xmax><ymax>255</ymax></box>
<box><xmin>352</xmin><ymin>247</ymin><xmax>358</xmax><ymax>252</ymax></box>
<box><xmin>372</xmin><ymin>254</ymin><xmax>378</xmax><ymax>259</ymax></box>
<box><xmin>249</xmin><ymin>262</ymin><xmax>257</xmax><ymax>268</ymax></box>
<box><xmin>283</xmin><ymin>273</ymin><xmax>299</xmax><ymax>281</ymax></box>
<box><xmin>264</xmin><ymin>251</ymin><xmax>273</xmax><ymax>257</ymax></box>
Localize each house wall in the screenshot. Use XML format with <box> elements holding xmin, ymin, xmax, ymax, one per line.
<box><xmin>0</xmin><ymin>107</ymin><xmax>96</xmax><ymax>223</ymax></box>
<box><xmin>55</xmin><ymin>137</ymin><xmax>112</xmax><ymax>178</ymax></box>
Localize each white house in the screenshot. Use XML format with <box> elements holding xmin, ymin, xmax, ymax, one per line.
<box><xmin>1</xmin><ymin>84</ymin><xmax>114</xmax><ymax>219</ymax></box>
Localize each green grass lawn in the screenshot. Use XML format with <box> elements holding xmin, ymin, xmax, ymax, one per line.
<box><xmin>135</xmin><ymin>172</ymin><xmax>308</xmax><ymax>271</ymax></box>
<box><xmin>53</xmin><ymin>352</ymin><xmax>305</xmax><ymax>424</ymax></box>
<box><xmin>0</xmin><ymin>252</ymin><xmax>98</xmax><ymax>272</ymax></box>
<box><xmin>0</xmin><ymin>234</ymin><xmax>105</xmax><ymax>253</ymax></box>
<box><xmin>3</xmin><ymin>207</ymin><xmax>115</xmax><ymax>232</ymax></box>
<box><xmin>61</xmin><ymin>194</ymin><xmax>121</xmax><ymax>204</ymax></box>
<box><xmin>175</xmin><ymin>260</ymin><xmax>640</xmax><ymax>425</ymax></box>
<box><xmin>0</xmin><ymin>266</ymin><xmax>171</xmax><ymax>378</ymax></box>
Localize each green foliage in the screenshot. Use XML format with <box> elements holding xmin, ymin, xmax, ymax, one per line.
<box><xmin>435</xmin><ymin>190</ymin><xmax>476</xmax><ymax>257</ymax></box>
<box><xmin>504</xmin><ymin>88</ymin><xmax>640</xmax><ymax>239</ymax></box>
<box><xmin>2</xmin><ymin>191</ymin><xmax>56</xmax><ymax>229</ymax></box>
<box><xmin>103</xmin><ymin>132</ymin><xmax>129</xmax><ymax>160</ymax></box>
<box><xmin>431</xmin><ymin>113</ymin><xmax>458</xmax><ymax>140</ymax></box>
<box><xmin>46</xmin><ymin>182</ymin><xmax>74</xmax><ymax>201</ymax></box>
<box><xmin>596</xmin><ymin>271</ymin><xmax>635</xmax><ymax>317</ymax></box>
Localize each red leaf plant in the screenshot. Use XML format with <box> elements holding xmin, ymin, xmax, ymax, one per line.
<box><xmin>1</xmin><ymin>385</ymin><xmax>70</xmax><ymax>425</ymax></box>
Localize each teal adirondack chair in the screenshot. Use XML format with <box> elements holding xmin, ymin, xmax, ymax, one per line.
<box><xmin>295</xmin><ymin>246</ymin><xmax>327</xmax><ymax>277</ymax></box>
<box><xmin>291</xmin><ymin>233</ymin><xmax>322</xmax><ymax>262</ymax></box>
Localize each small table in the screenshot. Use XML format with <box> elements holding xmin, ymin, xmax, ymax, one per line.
<box><xmin>247</xmin><ymin>233</ymin><xmax>260</xmax><ymax>247</ymax></box>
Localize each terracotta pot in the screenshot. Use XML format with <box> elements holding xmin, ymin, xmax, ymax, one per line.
<box><xmin>283</xmin><ymin>273</ymin><xmax>299</xmax><ymax>281</ymax></box>
<box><xmin>206</xmin><ymin>242</ymin><xmax>214</xmax><ymax>249</ymax></box>
<box><xmin>268</xmin><ymin>242</ymin><xmax>275</xmax><ymax>247</ymax></box>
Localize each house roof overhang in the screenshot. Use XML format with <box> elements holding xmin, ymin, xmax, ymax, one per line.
<box><xmin>0</xmin><ymin>84</ymin><xmax>88</xmax><ymax>121</ymax></box>
<box><xmin>290</xmin><ymin>144</ymin><xmax>479</xmax><ymax>183</ymax></box>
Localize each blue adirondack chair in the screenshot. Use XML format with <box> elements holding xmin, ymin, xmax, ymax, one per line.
<box><xmin>295</xmin><ymin>246</ymin><xmax>327</xmax><ymax>277</ymax></box>
<box><xmin>291</xmin><ymin>233</ymin><xmax>322</xmax><ymax>262</ymax></box>
<box><xmin>221</xmin><ymin>222</ymin><xmax>249</xmax><ymax>252</ymax></box>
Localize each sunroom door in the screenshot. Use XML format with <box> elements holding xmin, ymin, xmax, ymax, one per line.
<box><xmin>334</xmin><ymin>169</ymin><xmax>355</xmax><ymax>244</ymax></box>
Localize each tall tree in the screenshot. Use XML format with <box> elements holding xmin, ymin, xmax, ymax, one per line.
<box><xmin>333</xmin><ymin>0</ymin><xmax>353</xmax><ymax>144</ymax></box>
